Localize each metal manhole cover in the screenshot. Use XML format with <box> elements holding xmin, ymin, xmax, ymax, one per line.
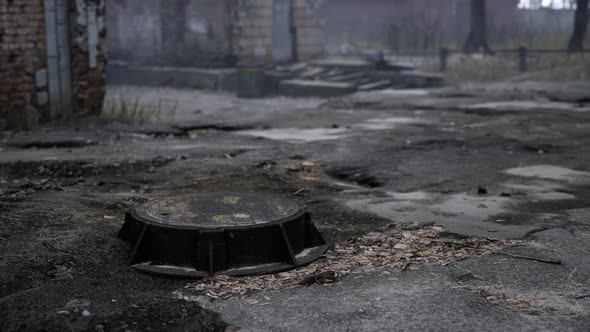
<box><xmin>137</xmin><ymin>193</ymin><xmax>301</xmax><ymax>228</ymax></box>
<box><xmin>118</xmin><ymin>192</ymin><xmax>327</xmax><ymax>278</ymax></box>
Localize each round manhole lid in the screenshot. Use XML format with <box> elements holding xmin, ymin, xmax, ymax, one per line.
<box><xmin>119</xmin><ymin>192</ymin><xmax>327</xmax><ymax>278</ymax></box>
<box><xmin>134</xmin><ymin>192</ymin><xmax>302</xmax><ymax>228</ymax></box>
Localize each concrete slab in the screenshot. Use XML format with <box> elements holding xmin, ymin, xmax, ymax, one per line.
<box><xmin>354</xmin><ymin>117</ymin><xmax>430</xmax><ymax>130</ymax></box>
<box><xmin>374</xmin><ymin>89</ymin><xmax>433</xmax><ymax>97</ymax></box>
<box><xmin>358</xmin><ymin>80</ymin><xmax>392</xmax><ymax>91</ymax></box>
<box><xmin>311</xmin><ymin>57</ymin><xmax>375</xmax><ymax>70</ymax></box>
<box><xmin>505</xmin><ymin>165</ymin><xmax>590</xmax><ymax>183</ymax></box>
<box><xmin>463</xmin><ymin>101</ymin><xmax>590</xmax><ymax>114</ymax></box>
<box><xmin>396</xmin><ymin>71</ymin><xmax>445</xmax><ymax>88</ymax></box>
<box><xmin>279</xmin><ymin>80</ymin><xmax>357</xmax><ymax>97</ymax></box>
<box><xmin>106</xmin><ymin>63</ymin><xmax>237</xmax><ymax>92</ymax></box>
<box><xmin>190</xmin><ymin>265</ymin><xmax>589</xmax><ymax>331</ymax></box>
<box><xmin>344</xmin><ymin>192</ymin><xmax>539</xmax><ymax>239</ymax></box>
<box><xmin>502</xmin><ymin>181</ymin><xmax>577</xmax><ymax>201</ymax></box>
<box><xmin>239</xmin><ymin>127</ymin><xmax>349</xmax><ymax>143</ymax></box>
<box><xmin>264</xmin><ymin>71</ymin><xmax>294</xmax><ymax>95</ymax></box>
<box><xmin>3</xmin><ymin>82</ymin><xmax>590</xmax><ymax>330</ymax></box>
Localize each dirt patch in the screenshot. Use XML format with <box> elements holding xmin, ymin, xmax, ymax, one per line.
<box><xmin>0</xmin><ymin>159</ymin><xmax>173</xmax><ymax>209</ymax></box>
<box><xmin>1</xmin><ymin>291</ymin><xmax>228</xmax><ymax>332</ymax></box>
<box><xmin>0</xmin><ymin>156</ymin><xmax>174</xmax><ymax>181</ymax></box>
<box><xmin>473</xmin><ymin>285</ymin><xmax>576</xmax><ymax>316</ymax></box>
<box><xmin>0</xmin><ymin>189</ymin><xmax>230</xmax><ymax>331</ymax></box>
<box><xmin>160</xmin><ymin>159</ymin><xmax>367</xmax><ymax>198</ymax></box>
<box><xmin>0</xmin><ymin>192</ymin><xmax>136</xmax><ymax>297</ymax></box>
<box><xmin>0</xmin><ymin>157</ymin><xmax>386</xmax><ymax>329</ymax></box>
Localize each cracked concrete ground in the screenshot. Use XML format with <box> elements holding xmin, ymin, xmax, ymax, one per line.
<box><xmin>1</xmin><ymin>80</ymin><xmax>590</xmax><ymax>331</ymax></box>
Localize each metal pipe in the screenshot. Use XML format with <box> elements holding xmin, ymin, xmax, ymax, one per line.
<box><xmin>43</xmin><ymin>0</ymin><xmax>61</xmax><ymax>119</ymax></box>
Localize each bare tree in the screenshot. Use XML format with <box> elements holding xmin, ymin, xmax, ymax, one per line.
<box><xmin>464</xmin><ymin>0</ymin><xmax>491</xmax><ymax>53</ymax></box>
<box><xmin>568</xmin><ymin>0</ymin><xmax>589</xmax><ymax>52</ymax></box>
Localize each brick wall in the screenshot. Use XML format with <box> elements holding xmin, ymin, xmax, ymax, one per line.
<box><xmin>293</xmin><ymin>0</ymin><xmax>324</xmax><ymax>61</ymax></box>
<box><xmin>0</xmin><ymin>0</ymin><xmax>47</xmax><ymax>130</ymax></box>
<box><xmin>71</xmin><ymin>0</ymin><xmax>107</xmax><ymax>116</ymax></box>
<box><xmin>107</xmin><ymin>0</ymin><xmax>233</xmax><ymax>68</ymax></box>
<box><xmin>233</xmin><ymin>0</ymin><xmax>324</xmax><ymax>64</ymax></box>
<box><xmin>0</xmin><ymin>0</ymin><xmax>106</xmax><ymax>131</ymax></box>
<box><xmin>107</xmin><ymin>0</ymin><xmax>324</xmax><ymax>68</ymax></box>
<box><xmin>233</xmin><ymin>0</ymin><xmax>274</xmax><ymax>64</ymax></box>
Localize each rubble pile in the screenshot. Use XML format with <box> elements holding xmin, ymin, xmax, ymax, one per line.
<box><xmin>179</xmin><ymin>224</ymin><xmax>523</xmax><ymax>300</ymax></box>
<box><xmin>270</xmin><ymin>57</ymin><xmax>444</xmax><ymax>97</ymax></box>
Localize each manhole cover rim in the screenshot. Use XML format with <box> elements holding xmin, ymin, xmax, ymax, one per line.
<box><xmin>130</xmin><ymin>192</ymin><xmax>304</xmax><ymax>229</ymax></box>
<box><xmin>127</xmin><ymin>208</ymin><xmax>307</xmax><ymax>230</ymax></box>
<box><xmin>119</xmin><ymin>192</ymin><xmax>327</xmax><ymax>278</ymax></box>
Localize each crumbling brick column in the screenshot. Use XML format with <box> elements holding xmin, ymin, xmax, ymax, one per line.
<box><xmin>232</xmin><ymin>0</ymin><xmax>325</xmax><ymax>64</ymax></box>
<box><xmin>233</xmin><ymin>0</ymin><xmax>274</xmax><ymax>64</ymax></box>
<box><xmin>0</xmin><ymin>0</ymin><xmax>106</xmax><ymax>131</ymax></box>
<box><xmin>0</xmin><ymin>0</ymin><xmax>48</xmax><ymax>130</ymax></box>
<box><xmin>293</xmin><ymin>0</ymin><xmax>324</xmax><ymax>61</ymax></box>
<box><xmin>71</xmin><ymin>0</ymin><xmax>106</xmax><ymax>116</ymax></box>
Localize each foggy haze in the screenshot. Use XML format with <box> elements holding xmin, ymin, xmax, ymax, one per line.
<box><xmin>0</xmin><ymin>1</ymin><xmax>589</xmax><ymax>330</ymax></box>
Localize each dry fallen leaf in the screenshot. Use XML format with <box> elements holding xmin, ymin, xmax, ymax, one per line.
<box><xmin>474</xmin><ymin>285</ymin><xmax>575</xmax><ymax>316</ymax></box>
<box><xmin>179</xmin><ymin>225</ymin><xmax>524</xmax><ymax>300</ymax></box>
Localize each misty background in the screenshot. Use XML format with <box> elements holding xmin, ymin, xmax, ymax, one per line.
<box><xmin>107</xmin><ymin>0</ymin><xmax>587</xmax><ymax>70</ymax></box>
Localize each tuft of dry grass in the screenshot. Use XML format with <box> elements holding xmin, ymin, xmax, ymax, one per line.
<box><xmin>101</xmin><ymin>95</ymin><xmax>177</xmax><ymax>124</ymax></box>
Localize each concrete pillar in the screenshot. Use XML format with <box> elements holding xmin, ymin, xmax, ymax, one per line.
<box><xmin>272</xmin><ymin>0</ymin><xmax>294</xmax><ymax>63</ymax></box>
<box><xmin>43</xmin><ymin>0</ymin><xmax>73</xmax><ymax>120</ymax></box>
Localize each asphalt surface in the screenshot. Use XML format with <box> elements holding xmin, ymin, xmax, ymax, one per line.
<box><xmin>1</xmin><ymin>81</ymin><xmax>590</xmax><ymax>331</ymax></box>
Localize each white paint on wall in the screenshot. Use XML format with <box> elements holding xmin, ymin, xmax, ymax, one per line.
<box><xmin>87</xmin><ymin>1</ymin><xmax>98</xmax><ymax>68</ymax></box>
<box><xmin>188</xmin><ymin>19</ymin><xmax>209</xmax><ymax>34</ymax></box>
<box><xmin>254</xmin><ymin>40</ymin><xmax>267</xmax><ymax>58</ymax></box>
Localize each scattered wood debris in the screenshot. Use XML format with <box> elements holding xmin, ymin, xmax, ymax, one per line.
<box><xmin>492</xmin><ymin>252</ymin><xmax>561</xmax><ymax>265</ymax></box>
<box><xmin>183</xmin><ymin>224</ymin><xmax>524</xmax><ymax>300</ymax></box>
<box><xmin>297</xmin><ymin>271</ymin><xmax>338</xmax><ymax>286</ymax></box>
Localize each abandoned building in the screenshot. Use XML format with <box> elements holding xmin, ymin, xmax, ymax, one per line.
<box><xmin>1</xmin><ymin>0</ymin><xmax>326</xmax><ymax>130</ymax></box>
<box><xmin>0</xmin><ymin>0</ymin><xmax>583</xmax><ymax>130</ymax></box>
<box><xmin>108</xmin><ymin>0</ymin><xmax>325</xmax><ymax>67</ymax></box>
<box><xmin>105</xmin><ymin>0</ymin><xmax>328</xmax><ymax>91</ymax></box>
<box><xmin>1</xmin><ymin>0</ymin><xmax>590</xmax><ymax>330</ymax></box>
<box><xmin>0</xmin><ymin>0</ymin><xmax>107</xmax><ymax>130</ymax></box>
